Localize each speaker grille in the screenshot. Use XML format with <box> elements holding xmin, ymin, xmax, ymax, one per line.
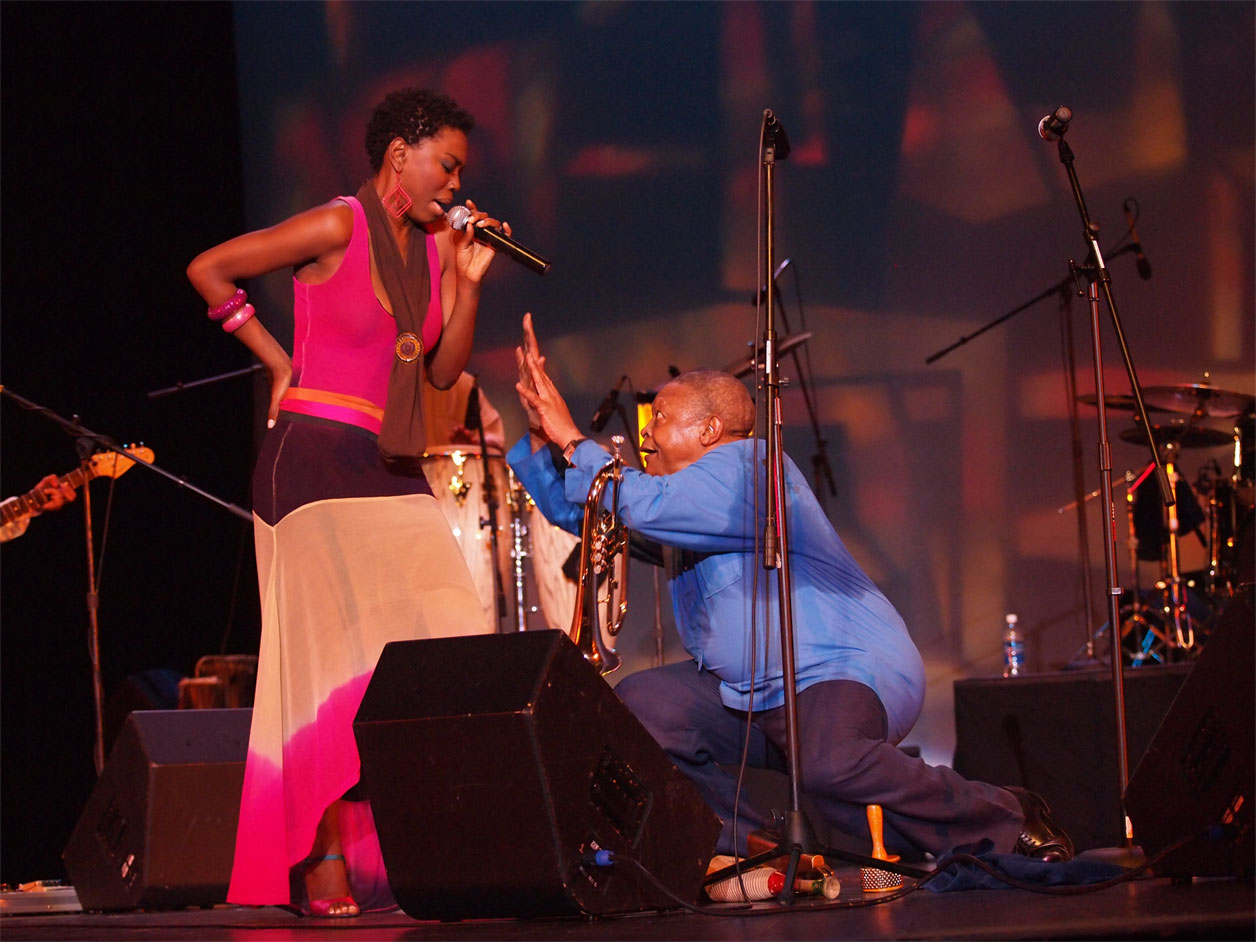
<box><xmin>1125</xmin><ymin>594</ymin><xmax>1255</xmax><ymax>879</ymax></box>
<box><xmin>354</xmin><ymin>631</ymin><xmax>720</xmax><ymax>919</ymax></box>
<box><xmin>62</xmin><ymin>709</ymin><xmax>250</xmax><ymax>911</ymax></box>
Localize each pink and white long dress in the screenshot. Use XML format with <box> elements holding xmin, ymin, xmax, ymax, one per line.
<box><xmin>226</xmin><ymin>196</ymin><xmax>487</xmax><ymax>910</ymax></box>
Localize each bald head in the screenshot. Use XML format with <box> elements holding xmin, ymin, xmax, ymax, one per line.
<box><xmin>640</xmin><ymin>371</ymin><xmax>756</xmax><ymax>474</ymax></box>
<box><xmin>664</xmin><ymin>370</ymin><xmax>756</xmax><ymax>438</ymax></box>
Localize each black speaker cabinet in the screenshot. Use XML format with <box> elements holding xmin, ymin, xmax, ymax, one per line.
<box><xmin>353</xmin><ymin>630</ymin><xmax>721</xmax><ymax>921</ymax></box>
<box><xmin>62</xmin><ymin>708</ymin><xmax>250</xmax><ymax>911</ymax></box>
<box><xmin>954</xmin><ymin>663</ymin><xmax>1194</xmax><ymax>852</ymax></box>
<box><xmin>1125</xmin><ymin>593</ymin><xmax>1255</xmax><ymax>880</ymax></box>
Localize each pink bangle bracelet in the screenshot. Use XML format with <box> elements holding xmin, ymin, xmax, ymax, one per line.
<box><xmin>208</xmin><ymin>288</ymin><xmax>247</xmax><ymax>321</ymax></box>
<box><xmin>221</xmin><ymin>303</ymin><xmax>256</xmax><ymax>334</ymax></box>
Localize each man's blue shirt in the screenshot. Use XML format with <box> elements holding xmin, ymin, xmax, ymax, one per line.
<box><xmin>508</xmin><ymin>436</ymin><xmax>925</xmax><ymax>741</ymax></box>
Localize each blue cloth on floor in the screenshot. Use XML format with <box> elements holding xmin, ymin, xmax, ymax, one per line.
<box><xmin>926</xmin><ymin>840</ymin><xmax>1128</xmax><ymax>892</ymax></box>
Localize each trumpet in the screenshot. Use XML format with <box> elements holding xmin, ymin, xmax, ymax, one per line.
<box><xmin>570</xmin><ymin>435</ymin><xmax>630</xmax><ymax>674</ymax></box>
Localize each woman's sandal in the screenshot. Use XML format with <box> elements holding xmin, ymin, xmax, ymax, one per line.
<box><xmin>305</xmin><ymin>853</ymin><xmax>360</xmax><ymax>918</ymax></box>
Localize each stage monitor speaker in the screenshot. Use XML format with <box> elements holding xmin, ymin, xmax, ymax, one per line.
<box><xmin>353</xmin><ymin>630</ymin><xmax>721</xmax><ymax>921</ymax></box>
<box><xmin>953</xmin><ymin>662</ymin><xmax>1192</xmax><ymax>851</ymax></box>
<box><xmin>1124</xmin><ymin>593</ymin><xmax>1255</xmax><ymax>880</ymax></box>
<box><xmin>62</xmin><ymin>708</ymin><xmax>250</xmax><ymax>911</ymax></box>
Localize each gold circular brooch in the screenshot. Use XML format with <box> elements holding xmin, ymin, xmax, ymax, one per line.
<box><xmin>394</xmin><ymin>332</ymin><xmax>423</xmax><ymax>363</ymax></box>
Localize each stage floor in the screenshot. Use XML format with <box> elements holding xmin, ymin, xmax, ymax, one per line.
<box><xmin>2</xmin><ymin>863</ymin><xmax>1252</xmax><ymax>941</ymax></box>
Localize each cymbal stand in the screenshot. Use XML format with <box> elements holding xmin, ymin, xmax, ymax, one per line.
<box><xmin>1059</xmin><ymin>283</ymin><xmax>1098</xmax><ymax>664</ymax></box>
<box><xmin>1123</xmin><ymin>470</ymin><xmax>1143</xmax><ymax>620</ymax></box>
<box><xmin>1203</xmin><ymin>464</ymin><xmax>1224</xmax><ymax>600</ymax></box>
<box><xmin>1195</xmin><ymin>458</ymin><xmax>1227</xmax><ymax>601</ymax></box>
<box><xmin>1120</xmin><ymin>464</ymin><xmax>1171</xmax><ymax>664</ymax></box>
<box><xmin>1160</xmin><ymin>446</ymin><xmax>1195</xmax><ymax>652</ymax></box>
<box><xmin>1118</xmin><ymin>469</ymin><xmax>1144</xmax><ymax>662</ymax></box>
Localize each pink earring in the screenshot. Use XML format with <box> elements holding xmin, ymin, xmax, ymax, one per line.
<box><xmin>383</xmin><ymin>178</ymin><xmax>412</xmax><ymax>218</ymax></box>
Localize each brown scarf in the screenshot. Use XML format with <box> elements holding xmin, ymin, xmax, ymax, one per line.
<box><xmin>357</xmin><ymin>179</ymin><xmax>432</xmax><ymax>465</ymax></box>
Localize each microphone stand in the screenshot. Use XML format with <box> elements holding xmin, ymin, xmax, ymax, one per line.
<box><xmin>925</xmin><ymin>243</ymin><xmax>1150</xmax><ymax>672</ymax></box>
<box><xmin>1</xmin><ymin>385</ymin><xmax>252</xmax><ymax>777</ymax></box>
<box><xmin>925</xmin><ymin>244</ymin><xmax>1145</xmax><ymax>364</ymax></box>
<box><xmin>147</xmin><ymin>363</ymin><xmax>265</xmax><ymax>399</ymax></box>
<box><xmin>707</xmin><ymin>114</ymin><xmax>935</xmax><ymax>897</ymax></box>
<box><xmin>1049</xmin><ymin>118</ymin><xmax>1171</xmax><ymax>851</ymax></box>
<box><xmin>769</xmin><ymin>266</ymin><xmax>838</xmax><ymax>508</ymax></box>
<box><xmin>926</xmin><ymin>275</ymin><xmax>1071</xmax><ymax>366</ymax></box>
<box><xmin>74</xmin><ymin>434</ymin><xmax>107</xmax><ymax>775</ymax></box>
<box><xmin>756</xmin><ymin>109</ymin><xmax>819</xmax><ymax>903</ymax></box>
<box><xmin>1</xmin><ymin>387</ymin><xmax>253</xmax><ymax>520</ymax></box>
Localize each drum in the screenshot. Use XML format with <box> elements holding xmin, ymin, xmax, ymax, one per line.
<box><xmin>1188</xmin><ymin>465</ymin><xmax>1256</xmax><ymax>602</ymax></box>
<box><xmin>524</xmin><ymin>500</ymin><xmax>580</xmax><ymax>631</ymax></box>
<box><xmin>424</xmin><ymin>447</ymin><xmax>581</xmax><ymax>634</ymax></box>
<box><xmin>422</xmin><ymin>446</ymin><xmax>513</xmax><ymax>632</ymax></box>
<box><xmin>176</xmin><ymin>655</ymin><xmax>259</xmax><ymax>709</ymax></box>
<box><xmin>194</xmin><ymin>654</ymin><xmax>258</xmax><ymax>707</ymax></box>
<box><xmin>1133</xmin><ymin>473</ymin><xmax>1205</xmax><ymax>562</ymax></box>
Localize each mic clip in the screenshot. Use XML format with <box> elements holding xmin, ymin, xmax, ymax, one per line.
<box><xmin>589</xmin><ymin>376</ymin><xmax>628</xmax><ymax>433</ymax></box>
<box><xmin>763</xmin><ymin>109</ymin><xmax>791</xmax><ymax>160</ymax></box>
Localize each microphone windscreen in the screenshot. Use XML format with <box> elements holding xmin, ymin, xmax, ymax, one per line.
<box><xmin>445</xmin><ymin>205</ymin><xmax>471</xmax><ymax>230</ymax></box>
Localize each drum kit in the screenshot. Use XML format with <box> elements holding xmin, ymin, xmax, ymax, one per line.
<box><xmin>1080</xmin><ymin>380</ymin><xmax>1255</xmax><ymax>665</ymax></box>
<box><xmin>420</xmin><ymin>445</ymin><xmax>579</xmax><ymax>635</ymax></box>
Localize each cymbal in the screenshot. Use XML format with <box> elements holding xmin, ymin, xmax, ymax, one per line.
<box><xmin>1139</xmin><ymin>383</ymin><xmax>1256</xmax><ymax>418</ymax></box>
<box><xmin>1076</xmin><ymin>393</ymin><xmax>1168</xmax><ymax>412</ymax></box>
<box><xmin>1118</xmin><ymin>423</ymin><xmax>1233</xmax><ymax>449</ymax></box>
<box><xmin>724</xmin><ymin>332</ymin><xmax>813</xmax><ymax>380</ymax></box>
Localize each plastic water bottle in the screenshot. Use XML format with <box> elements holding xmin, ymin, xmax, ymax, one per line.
<box><xmin>1002</xmin><ymin>614</ymin><xmax>1024</xmax><ymax>677</ymax></box>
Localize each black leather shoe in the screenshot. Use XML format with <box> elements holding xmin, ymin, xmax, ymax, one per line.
<box><xmin>1008</xmin><ymin>786</ymin><xmax>1075</xmax><ymax>862</ymax></box>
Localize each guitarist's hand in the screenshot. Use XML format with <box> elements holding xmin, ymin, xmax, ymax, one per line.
<box><xmin>34</xmin><ymin>474</ymin><xmax>76</xmax><ymax>513</ymax></box>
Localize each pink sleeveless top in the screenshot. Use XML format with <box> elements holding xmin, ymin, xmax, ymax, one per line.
<box><xmin>279</xmin><ymin>196</ymin><xmax>443</xmax><ymax>435</ymax></box>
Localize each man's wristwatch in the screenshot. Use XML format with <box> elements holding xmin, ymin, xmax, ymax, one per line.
<box><xmin>562</xmin><ymin>436</ymin><xmax>586</xmax><ymax>465</ymax></box>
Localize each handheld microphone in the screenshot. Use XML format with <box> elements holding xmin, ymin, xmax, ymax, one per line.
<box><xmin>1123</xmin><ymin>200</ymin><xmax>1153</xmax><ymax>280</ymax></box>
<box><xmin>445</xmin><ymin>205</ymin><xmax>551</xmax><ymax>275</ymax></box>
<box><xmin>590</xmin><ymin>375</ymin><xmax>628</xmax><ymax>433</ymax></box>
<box><xmin>1037</xmin><ymin>105</ymin><xmax>1072</xmax><ymax>142</ymax></box>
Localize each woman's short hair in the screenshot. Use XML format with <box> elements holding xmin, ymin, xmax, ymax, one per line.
<box><xmin>365</xmin><ymin>88</ymin><xmax>474</xmax><ymax>171</ymax></box>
